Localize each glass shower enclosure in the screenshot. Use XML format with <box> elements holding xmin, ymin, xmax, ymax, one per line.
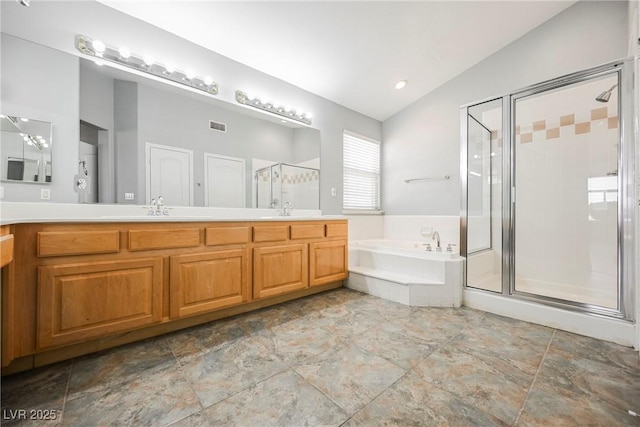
<box><xmin>461</xmin><ymin>59</ymin><xmax>635</xmax><ymax>319</ymax></box>
<box><xmin>255</xmin><ymin>162</ymin><xmax>320</xmax><ymax>210</ymax></box>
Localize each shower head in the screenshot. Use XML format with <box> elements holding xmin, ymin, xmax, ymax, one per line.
<box><xmin>595</xmin><ymin>84</ymin><xmax>618</xmax><ymax>103</ymax></box>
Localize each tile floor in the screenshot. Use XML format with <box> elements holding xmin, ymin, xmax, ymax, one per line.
<box><xmin>2</xmin><ymin>288</ymin><xmax>640</xmax><ymax>426</ymax></box>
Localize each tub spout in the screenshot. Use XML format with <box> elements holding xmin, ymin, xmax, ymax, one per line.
<box><xmin>432</xmin><ymin>231</ymin><xmax>441</xmax><ymax>252</ymax></box>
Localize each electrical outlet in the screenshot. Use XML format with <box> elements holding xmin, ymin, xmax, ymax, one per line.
<box><xmin>124</xmin><ymin>193</ymin><xmax>135</xmax><ymax>200</ymax></box>
<box><xmin>331</xmin><ymin>187</ymin><xmax>337</xmax><ymax>197</ymax></box>
<box><xmin>41</xmin><ymin>188</ymin><xmax>51</xmax><ymax>200</ymax></box>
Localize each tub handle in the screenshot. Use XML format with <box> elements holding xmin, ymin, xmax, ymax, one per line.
<box><xmin>423</xmin><ymin>243</ymin><xmax>432</xmax><ymax>252</ymax></box>
<box><xmin>446</xmin><ymin>243</ymin><xmax>457</xmax><ymax>252</ymax></box>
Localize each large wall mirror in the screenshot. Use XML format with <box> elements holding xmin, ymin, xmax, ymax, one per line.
<box><xmin>0</xmin><ymin>115</ymin><xmax>52</xmax><ymax>184</ymax></box>
<box><xmin>79</xmin><ymin>58</ymin><xmax>321</xmax><ymax>209</ymax></box>
<box><xmin>1</xmin><ymin>31</ymin><xmax>320</xmax><ymax>209</ymax></box>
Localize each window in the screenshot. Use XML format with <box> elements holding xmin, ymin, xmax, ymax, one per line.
<box><xmin>343</xmin><ymin>130</ymin><xmax>381</xmax><ymax>211</ymax></box>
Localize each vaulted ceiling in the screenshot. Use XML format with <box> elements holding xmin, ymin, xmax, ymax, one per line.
<box><xmin>98</xmin><ymin>1</ymin><xmax>576</xmax><ymax>121</ymax></box>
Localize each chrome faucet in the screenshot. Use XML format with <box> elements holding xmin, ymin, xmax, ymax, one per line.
<box><xmin>432</xmin><ymin>230</ymin><xmax>441</xmax><ymax>252</ymax></box>
<box><xmin>279</xmin><ymin>202</ymin><xmax>292</xmax><ymax>216</ymax></box>
<box><xmin>147</xmin><ymin>196</ymin><xmax>169</xmax><ymax>216</ymax></box>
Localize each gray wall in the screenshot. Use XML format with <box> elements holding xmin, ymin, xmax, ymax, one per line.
<box><xmin>0</xmin><ymin>0</ymin><xmax>382</xmax><ymax>214</ymax></box>
<box><xmin>1</xmin><ymin>34</ymin><xmax>79</xmax><ymax>203</ymax></box>
<box><xmin>382</xmin><ymin>0</ymin><xmax>629</xmax><ymax>215</ymax></box>
<box><xmin>114</xmin><ymin>81</ymin><xmax>139</xmax><ymax>204</ymax></box>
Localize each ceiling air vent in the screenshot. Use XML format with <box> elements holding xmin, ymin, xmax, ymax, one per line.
<box><xmin>209</xmin><ymin>120</ymin><xmax>227</xmax><ymax>133</ymax></box>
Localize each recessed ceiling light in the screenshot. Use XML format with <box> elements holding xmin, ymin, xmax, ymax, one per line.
<box><xmin>395</xmin><ymin>80</ymin><xmax>407</xmax><ymax>90</ymax></box>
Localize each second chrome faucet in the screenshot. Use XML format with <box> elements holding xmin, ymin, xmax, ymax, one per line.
<box><xmin>148</xmin><ymin>196</ymin><xmax>169</xmax><ymax>216</ymax></box>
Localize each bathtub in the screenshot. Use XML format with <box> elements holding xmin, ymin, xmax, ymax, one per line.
<box><xmin>346</xmin><ymin>239</ymin><xmax>464</xmax><ymax>307</ymax></box>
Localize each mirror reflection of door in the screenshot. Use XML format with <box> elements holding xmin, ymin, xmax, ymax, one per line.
<box><xmin>204</xmin><ymin>153</ymin><xmax>245</xmax><ymax>208</ymax></box>
<box><xmin>79</xmin><ymin>141</ymin><xmax>99</xmax><ymax>203</ymax></box>
<box><xmin>146</xmin><ymin>142</ymin><xmax>193</xmax><ymax>206</ymax></box>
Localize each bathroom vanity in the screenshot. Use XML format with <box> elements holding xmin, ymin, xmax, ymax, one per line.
<box><xmin>0</xmin><ymin>215</ymin><xmax>348</xmax><ymax>374</ymax></box>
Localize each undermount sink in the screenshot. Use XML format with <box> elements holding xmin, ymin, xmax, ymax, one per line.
<box><xmin>99</xmin><ymin>215</ymin><xmax>211</xmax><ymax>220</ymax></box>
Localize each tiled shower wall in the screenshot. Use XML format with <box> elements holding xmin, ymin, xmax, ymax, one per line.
<box><xmin>515</xmin><ymin>100</ymin><xmax>619</xmax><ymax>289</ymax></box>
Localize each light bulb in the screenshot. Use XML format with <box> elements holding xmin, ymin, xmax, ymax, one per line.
<box><xmin>92</xmin><ymin>40</ymin><xmax>106</xmax><ymax>54</ymax></box>
<box><xmin>20</xmin><ymin>118</ymin><xmax>28</xmax><ymax>122</ymax></box>
<box><xmin>143</xmin><ymin>56</ymin><xmax>154</xmax><ymax>66</ymax></box>
<box><xmin>185</xmin><ymin>69</ymin><xmax>195</xmax><ymax>80</ymax></box>
<box><xmin>118</xmin><ymin>46</ymin><xmax>131</xmax><ymax>59</ymax></box>
<box><xmin>165</xmin><ymin>64</ymin><xmax>175</xmax><ymax>74</ymax></box>
<box><xmin>395</xmin><ymin>80</ymin><xmax>407</xmax><ymax>90</ymax></box>
<box><xmin>203</xmin><ymin>76</ymin><xmax>213</xmax><ymax>85</ymax></box>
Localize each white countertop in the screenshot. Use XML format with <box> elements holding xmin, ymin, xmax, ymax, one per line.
<box><xmin>0</xmin><ymin>202</ymin><xmax>345</xmax><ymax>225</ymax></box>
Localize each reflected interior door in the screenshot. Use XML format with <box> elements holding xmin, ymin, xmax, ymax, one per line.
<box><xmin>79</xmin><ymin>141</ymin><xmax>98</xmax><ymax>203</ymax></box>
<box><xmin>146</xmin><ymin>143</ymin><xmax>193</xmax><ymax>206</ymax></box>
<box><xmin>204</xmin><ymin>153</ymin><xmax>245</xmax><ymax>208</ymax></box>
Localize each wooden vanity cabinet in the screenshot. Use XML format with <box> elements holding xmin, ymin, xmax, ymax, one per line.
<box><xmin>253</xmin><ymin>243</ymin><xmax>308</xmax><ymax>299</ymax></box>
<box><xmin>1</xmin><ymin>219</ymin><xmax>348</xmax><ymax>373</ymax></box>
<box><xmin>170</xmin><ymin>248</ymin><xmax>250</xmax><ymax>319</ymax></box>
<box><xmin>37</xmin><ymin>258</ymin><xmax>163</xmax><ymax>349</ymax></box>
<box><xmin>310</xmin><ymin>240</ymin><xmax>348</xmax><ymax>287</ymax></box>
<box><xmin>0</xmin><ymin>225</ymin><xmax>14</xmax><ymax>267</ymax></box>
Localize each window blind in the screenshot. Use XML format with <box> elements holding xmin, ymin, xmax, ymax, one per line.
<box><xmin>343</xmin><ymin>131</ymin><xmax>380</xmax><ymax>211</ymax></box>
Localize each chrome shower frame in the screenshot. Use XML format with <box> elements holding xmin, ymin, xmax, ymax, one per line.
<box><xmin>460</xmin><ymin>58</ymin><xmax>636</xmax><ymax>321</ymax></box>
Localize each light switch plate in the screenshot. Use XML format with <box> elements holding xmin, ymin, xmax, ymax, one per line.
<box><xmin>41</xmin><ymin>188</ymin><xmax>51</xmax><ymax>200</ymax></box>
<box><xmin>125</xmin><ymin>193</ymin><xmax>135</xmax><ymax>200</ymax></box>
<box><xmin>331</xmin><ymin>187</ymin><xmax>337</xmax><ymax>197</ymax></box>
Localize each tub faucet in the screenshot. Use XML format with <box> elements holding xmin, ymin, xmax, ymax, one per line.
<box><xmin>432</xmin><ymin>230</ymin><xmax>441</xmax><ymax>252</ymax></box>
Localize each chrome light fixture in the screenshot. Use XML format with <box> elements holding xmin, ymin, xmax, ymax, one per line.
<box><xmin>75</xmin><ymin>35</ymin><xmax>218</xmax><ymax>96</ymax></box>
<box><xmin>235</xmin><ymin>90</ymin><xmax>312</xmax><ymax>125</ymax></box>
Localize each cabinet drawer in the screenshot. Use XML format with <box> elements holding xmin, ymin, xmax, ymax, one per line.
<box><xmin>37</xmin><ymin>257</ymin><xmax>163</xmax><ymax>349</ymax></box>
<box><xmin>252</xmin><ymin>225</ymin><xmax>289</xmax><ymax>243</ymax></box>
<box><xmin>290</xmin><ymin>224</ymin><xmax>325</xmax><ymax>240</ymax></box>
<box><xmin>206</xmin><ymin>226</ymin><xmax>250</xmax><ymax>246</ymax></box>
<box><xmin>326</xmin><ymin>222</ymin><xmax>348</xmax><ymax>238</ymax></box>
<box><xmin>38</xmin><ymin>230</ymin><xmax>120</xmax><ymax>257</ymax></box>
<box><xmin>1</xmin><ymin>226</ymin><xmax>14</xmax><ymax>267</ymax></box>
<box><xmin>129</xmin><ymin>228</ymin><xmax>200</xmax><ymax>251</ymax></box>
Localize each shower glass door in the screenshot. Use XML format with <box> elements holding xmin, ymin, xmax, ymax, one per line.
<box><xmin>512</xmin><ymin>72</ymin><xmax>620</xmax><ymax>310</ymax></box>
<box><xmin>464</xmin><ymin>99</ymin><xmax>503</xmax><ymax>293</ymax></box>
<box><xmin>462</xmin><ymin>59</ymin><xmax>634</xmax><ymax>319</ymax></box>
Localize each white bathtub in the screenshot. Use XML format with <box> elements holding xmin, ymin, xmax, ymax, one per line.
<box><xmin>346</xmin><ymin>239</ymin><xmax>464</xmax><ymax>307</ymax></box>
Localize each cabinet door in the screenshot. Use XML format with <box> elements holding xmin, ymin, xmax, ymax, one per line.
<box><xmin>253</xmin><ymin>244</ymin><xmax>308</xmax><ymax>299</ymax></box>
<box><xmin>38</xmin><ymin>258</ymin><xmax>163</xmax><ymax>349</ymax></box>
<box><xmin>170</xmin><ymin>249</ymin><xmax>249</xmax><ymax>319</ymax></box>
<box><xmin>310</xmin><ymin>240</ymin><xmax>348</xmax><ymax>287</ymax></box>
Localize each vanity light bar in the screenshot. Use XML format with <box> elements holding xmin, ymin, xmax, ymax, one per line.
<box><xmin>235</xmin><ymin>90</ymin><xmax>312</xmax><ymax>126</ymax></box>
<box><xmin>75</xmin><ymin>35</ymin><xmax>218</xmax><ymax>96</ymax></box>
